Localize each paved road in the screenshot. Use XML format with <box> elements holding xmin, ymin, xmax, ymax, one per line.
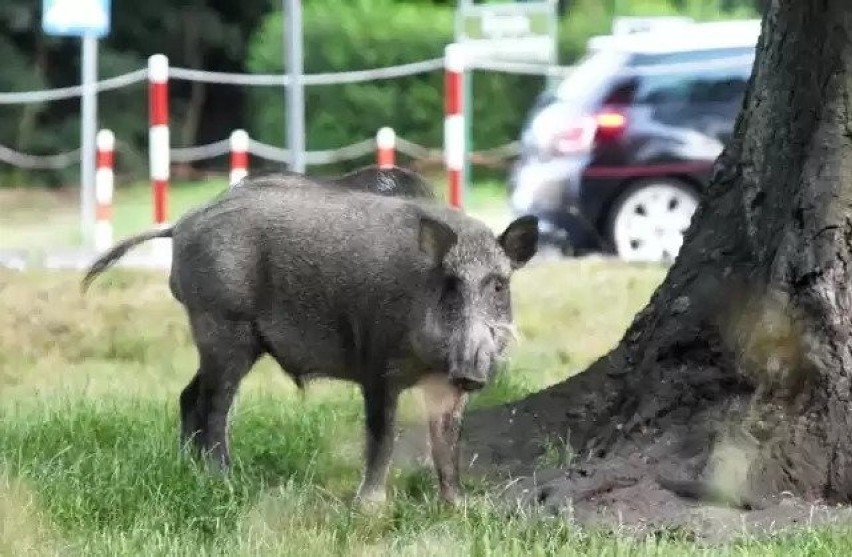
<box><xmin>0</xmin><ymin>247</ymin><xmax>171</xmax><ymax>272</ymax></box>
<box><xmin>0</xmin><ymin>207</ymin><xmax>610</xmax><ymax>273</ymax></box>
<box><xmin>0</xmin><ymin>243</ymin><xmax>617</xmax><ymax>274</ymax></box>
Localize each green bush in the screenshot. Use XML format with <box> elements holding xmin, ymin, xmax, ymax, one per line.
<box><xmin>245</xmin><ymin>0</ymin><xmax>757</xmax><ymax>175</ymax></box>
<box><xmin>0</xmin><ymin>0</ymin><xmax>759</xmax><ymax>188</ymax></box>
<box><xmin>245</xmin><ymin>0</ymin><xmax>547</xmax><ymax>173</ymax></box>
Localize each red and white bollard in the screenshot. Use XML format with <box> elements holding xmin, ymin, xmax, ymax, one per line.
<box><xmin>444</xmin><ymin>43</ymin><xmax>465</xmax><ymax>210</ymax></box>
<box><xmin>148</xmin><ymin>54</ymin><xmax>171</xmax><ymax>262</ymax></box>
<box><xmin>229</xmin><ymin>129</ymin><xmax>249</xmax><ymax>186</ymax></box>
<box><xmin>148</xmin><ymin>54</ymin><xmax>170</xmax><ymax>227</ymax></box>
<box><xmin>94</xmin><ymin>129</ymin><xmax>114</xmax><ymax>252</ymax></box>
<box><xmin>376</xmin><ymin>127</ymin><xmax>396</xmax><ymax>169</ymax></box>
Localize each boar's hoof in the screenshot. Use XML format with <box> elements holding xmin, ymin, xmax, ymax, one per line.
<box><xmin>440</xmin><ymin>488</ymin><xmax>463</xmax><ymax>507</ymax></box>
<box><xmin>196</xmin><ymin>446</ymin><xmax>231</xmax><ymax>475</ymax></box>
<box><xmin>353</xmin><ymin>487</ymin><xmax>388</xmax><ymax>512</ymax></box>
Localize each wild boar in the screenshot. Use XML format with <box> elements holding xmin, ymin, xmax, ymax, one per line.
<box><xmin>81</xmin><ymin>166</ymin><xmax>538</xmax><ymax>507</ymax></box>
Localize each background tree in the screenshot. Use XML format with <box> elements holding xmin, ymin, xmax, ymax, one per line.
<box><xmin>466</xmin><ymin>0</ymin><xmax>852</xmax><ymax>512</ymax></box>
<box><xmin>0</xmin><ymin>0</ymin><xmax>271</xmax><ymax>185</ymax></box>
<box><xmin>0</xmin><ymin>0</ymin><xmax>759</xmax><ymax>187</ymax></box>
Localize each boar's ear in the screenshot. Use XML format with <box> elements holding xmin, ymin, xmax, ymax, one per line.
<box><xmin>418</xmin><ymin>215</ymin><xmax>457</xmax><ymax>266</ymax></box>
<box><xmin>498</xmin><ymin>215</ymin><xmax>539</xmax><ymax>269</ymax></box>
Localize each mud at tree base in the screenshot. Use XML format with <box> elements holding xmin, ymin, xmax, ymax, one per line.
<box><xmin>459</xmin><ymin>386</ymin><xmax>852</xmax><ymax>544</ymax></box>
<box><xmin>450</xmin><ymin>0</ymin><xmax>852</xmax><ymax>540</ymax></box>
<box><xmin>494</xmin><ymin>463</ymin><xmax>852</xmax><ymax>543</ymax></box>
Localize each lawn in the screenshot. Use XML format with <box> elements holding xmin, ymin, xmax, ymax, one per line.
<box><xmin>0</xmin><ymin>176</ymin><xmax>513</xmax><ymax>253</ymax></box>
<box><xmin>1</xmin><ymin>258</ymin><xmax>851</xmax><ymax>555</ymax></box>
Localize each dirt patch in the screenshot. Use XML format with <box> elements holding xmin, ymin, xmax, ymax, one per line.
<box><xmin>453</xmin><ymin>334</ymin><xmax>852</xmax><ymax>543</ymax></box>
<box><xmin>463</xmin><ymin>428</ymin><xmax>852</xmax><ymax>541</ymax></box>
<box><xmin>460</xmin><ymin>375</ymin><xmax>852</xmax><ymax>543</ymax></box>
<box><xmin>493</xmin><ymin>458</ymin><xmax>852</xmax><ymax>543</ymax></box>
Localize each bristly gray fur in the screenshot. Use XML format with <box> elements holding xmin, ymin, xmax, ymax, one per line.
<box><xmin>80</xmin><ymin>165</ymin><xmax>539</xmax><ymax>507</ymax></box>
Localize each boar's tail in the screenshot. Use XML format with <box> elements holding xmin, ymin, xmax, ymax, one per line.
<box><xmin>81</xmin><ymin>227</ymin><xmax>174</xmax><ymax>292</ymax></box>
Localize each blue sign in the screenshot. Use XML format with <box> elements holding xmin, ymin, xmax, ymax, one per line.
<box><xmin>42</xmin><ymin>0</ymin><xmax>111</xmax><ymax>38</ymax></box>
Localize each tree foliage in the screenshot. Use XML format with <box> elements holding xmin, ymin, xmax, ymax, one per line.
<box><xmin>245</xmin><ymin>0</ymin><xmax>548</xmax><ymax>174</ymax></box>
<box><xmin>0</xmin><ymin>0</ymin><xmax>757</xmax><ymax>186</ymax></box>
<box><xmin>0</xmin><ymin>0</ymin><xmax>272</xmax><ymax>185</ymax></box>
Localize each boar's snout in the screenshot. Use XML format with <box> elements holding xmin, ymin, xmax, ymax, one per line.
<box><xmin>451</xmin><ymin>376</ymin><xmax>487</xmax><ymax>392</ymax></box>
<box><xmin>448</xmin><ymin>322</ymin><xmax>498</xmax><ymax>392</ymax></box>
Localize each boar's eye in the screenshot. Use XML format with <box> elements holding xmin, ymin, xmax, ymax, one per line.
<box><xmin>442</xmin><ymin>275</ymin><xmax>462</xmax><ymax>298</ymax></box>
<box><xmin>494</xmin><ymin>278</ymin><xmax>507</xmax><ymax>294</ymax></box>
<box><xmin>484</xmin><ymin>274</ymin><xmax>508</xmax><ymax>295</ymax></box>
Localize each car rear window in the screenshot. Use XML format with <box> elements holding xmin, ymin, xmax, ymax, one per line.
<box><xmin>610</xmin><ymin>47</ymin><xmax>755</xmax><ymax>106</ymax></box>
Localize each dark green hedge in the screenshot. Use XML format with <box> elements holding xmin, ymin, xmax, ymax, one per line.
<box><xmin>245</xmin><ymin>0</ymin><xmax>756</xmax><ymax>174</ymax></box>
<box><xmin>244</xmin><ymin>0</ymin><xmax>621</xmax><ymax>173</ymax></box>
<box><xmin>0</xmin><ymin>0</ymin><xmax>756</xmax><ymax>186</ymax></box>
<box><xmin>246</xmin><ymin>0</ymin><xmax>545</xmax><ymax>171</ymax></box>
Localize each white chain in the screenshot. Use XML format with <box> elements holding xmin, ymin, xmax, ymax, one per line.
<box><xmin>472</xmin><ymin>141</ymin><xmax>520</xmax><ymax>158</ymax></box>
<box><xmin>0</xmin><ymin>54</ymin><xmax>754</xmax><ymax>105</ymax></box>
<box><xmin>0</xmin><ymin>60</ymin><xmax>447</xmax><ymax>104</ymax></box>
<box><xmin>170</xmin><ymin>58</ymin><xmax>445</xmax><ymax>86</ymax></box>
<box><xmin>170</xmin><ymin>139</ymin><xmax>232</xmax><ymax>163</ymax></box>
<box><xmin>0</xmin><ymin>51</ymin><xmax>751</xmax><ymax>168</ymax></box>
<box><xmin>0</xmin><ymin>135</ymin><xmax>521</xmax><ymax>170</ymax></box>
<box><xmin>0</xmin><ymin>69</ymin><xmax>148</xmax><ymax>105</ymax></box>
<box><xmin>395</xmin><ymin>138</ymin><xmax>434</xmax><ymax>159</ymax></box>
<box><xmin>0</xmin><ymin>144</ymin><xmax>80</xmax><ymax>169</ymax></box>
<box><xmin>247</xmin><ymin>138</ymin><xmax>377</xmax><ymax>165</ymax></box>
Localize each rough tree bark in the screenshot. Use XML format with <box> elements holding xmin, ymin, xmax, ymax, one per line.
<box><xmin>464</xmin><ymin>0</ymin><xmax>852</xmax><ymax>524</ymax></box>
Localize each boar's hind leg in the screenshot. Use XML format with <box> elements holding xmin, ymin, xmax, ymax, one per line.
<box><xmin>426</xmin><ymin>385</ymin><xmax>468</xmax><ymax>505</ymax></box>
<box><xmin>355</xmin><ymin>380</ymin><xmax>400</xmax><ymax>506</ymax></box>
<box><xmin>180</xmin><ymin>313</ymin><xmax>261</xmax><ymax>471</ymax></box>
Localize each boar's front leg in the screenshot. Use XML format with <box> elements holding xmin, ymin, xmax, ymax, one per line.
<box><xmin>426</xmin><ymin>384</ymin><xmax>468</xmax><ymax>506</ymax></box>
<box><xmin>355</xmin><ymin>379</ymin><xmax>399</xmax><ymax>507</ymax></box>
<box><xmin>425</xmin><ymin>385</ymin><xmax>467</xmax><ymax>505</ymax></box>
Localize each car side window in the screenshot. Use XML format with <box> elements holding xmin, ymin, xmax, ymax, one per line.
<box><xmin>636</xmin><ymin>69</ymin><xmax>749</xmax><ymax>105</ymax></box>
<box><xmin>687</xmin><ymin>75</ymin><xmax>749</xmax><ymax>103</ymax></box>
<box><xmin>636</xmin><ymin>74</ymin><xmax>691</xmax><ymax>104</ymax></box>
<box><xmin>631</xmin><ymin>48</ymin><xmax>753</xmax><ymax>106</ymax></box>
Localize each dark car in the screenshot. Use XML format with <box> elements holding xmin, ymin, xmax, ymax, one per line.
<box><xmin>508</xmin><ymin>20</ymin><xmax>760</xmax><ymax>263</ymax></box>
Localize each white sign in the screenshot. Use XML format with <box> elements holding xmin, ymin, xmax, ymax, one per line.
<box><xmin>42</xmin><ymin>0</ymin><xmax>111</xmax><ymax>38</ymax></box>
<box><xmin>481</xmin><ymin>13</ymin><xmax>532</xmax><ymax>38</ymax></box>
<box><xmin>456</xmin><ymin>1</ymin><xmax>558</xmax><ymax>65</ymax></box>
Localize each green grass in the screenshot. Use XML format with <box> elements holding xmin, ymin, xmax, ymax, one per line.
<box><xmin>1</xmin><ymin>257</ymin><xmax>851</xmax><ymax>554</ymax></box>
<box><xmin>0</xmin><ymin>176</ymin><xmax>511</xmax><ymax>252</ymax></box>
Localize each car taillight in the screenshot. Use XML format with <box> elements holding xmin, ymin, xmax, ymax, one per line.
<box><xmin>594</xmin><ymin>108</ymin><xmax>627</xmax><ymax>140</ymax></box>
<box><xmin>549</xmin><ymin>108</ymin><xmax>627</xmax><ymax>155</ymax></box>
<box><xmin>550</xmin><ymin>115</ymin><xmax>597</xmax><ymax>155</ymax></box>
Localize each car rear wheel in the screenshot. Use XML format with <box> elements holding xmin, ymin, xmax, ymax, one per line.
<box><xmin>608</xmin><ymin>178</ymin><xmax>699</xmax><ymax>264</ymax></box>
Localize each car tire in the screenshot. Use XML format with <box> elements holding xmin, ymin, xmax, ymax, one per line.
<box><xmin>606</xmin><ymin>178</ymin><xmax>700</xmax><ymax>264</ymax></box>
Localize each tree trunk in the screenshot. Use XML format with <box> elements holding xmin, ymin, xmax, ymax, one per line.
<box><xmin>16</xmin><ymin>35</ymin><xmax>47</xmax><ymax>150</ymax></box>
<box><xmin>174</xmin><ymin>7</ymin><xmax>206</xmax><ymax>180</ymax></box>
<box><xmin>465</xmin><ymin>0</ymin><xmax>852</xmax><ymax>516</ymax></box>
